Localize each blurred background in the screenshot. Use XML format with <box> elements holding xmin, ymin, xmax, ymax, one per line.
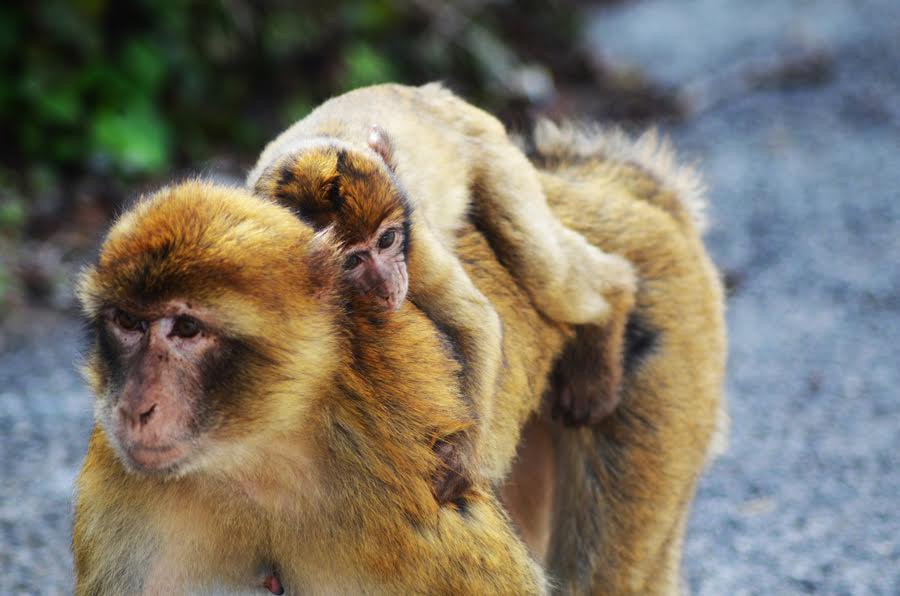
<box><xmin>1</xmin><ymin>0</ymin><xmax>897</xmax><ymax>594</ymax></box>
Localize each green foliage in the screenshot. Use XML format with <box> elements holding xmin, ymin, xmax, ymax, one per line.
<box><xmin>2</xmin><ymin>1</ymin><xmax>437</xmax><ymax>182</ymax></box>
<box><xmin>91</xmin><ymin>102</ymin><xmax>170</xmax><ymax>173</ymax></box>
<box><xmin>341</xmin><ymin>42</ymin><xmax>397</xmax><ymax>90</ymax></box>
<box><xmin>0</xmin><ymin>166</ymin><xmax>26</xmax><ymax>234</ymax></box>
<box><xmin>1</xmin><ymin>0</ymin><xmax>582</xmax><ymax>195</ymax></box>
<box><xmin>0</xmin><ymin>199</ymin><xmax>26</xmax><ymax>231</ymax></box>
<box><xmin>0</xmin><ymin>0</ymin><xmax>594</xmax><ymax>316</ymax></box>
<box><xmin>0</xmin><ymin>261</ymin><xmax>9</xmax><ymax>306</ymax></box>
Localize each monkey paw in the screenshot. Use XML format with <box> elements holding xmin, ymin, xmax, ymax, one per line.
<box><xmin>431</xmin><ymin>439</ymin><xmax>475</xmax><ymax>506</ymax></box>
<box><xmin>549</xmin><ymin>324</ymin><xmax>625</xmax><ymax>427</ymax></box>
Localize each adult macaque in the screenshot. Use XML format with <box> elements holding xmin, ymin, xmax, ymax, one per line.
<box><xmin>249</xmin><ymin>83</ymin><xmax>636</xmax><ymax>501</ymax></box>
<box><xmin>73</xmin><ymin>181</ymin><xmax>547</xmax><ymax>595</ymax></box>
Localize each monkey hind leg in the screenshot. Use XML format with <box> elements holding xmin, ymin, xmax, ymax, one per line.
<box><xmin>472</xmin><ymin>141</ymin><xmax>635</xmax><ymax>426</ymax></box>
<box><xmin>535</xmin><ymin>225</ymin><xmax>636</xmax><ymax>327</ymax></box>
<box><xmin>473</xmin><ymin>141</ymin><xmax>637</xmax><ymax>328</ymax></box>
<box><xmin>478</xmin><ymin>222</ymin><xmax>633</xmax><ymax>427</ymax></box>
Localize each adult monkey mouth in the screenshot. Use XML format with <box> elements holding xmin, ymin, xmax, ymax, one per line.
<box><xmin>123</xmin><ymin>441</ymin><xmax>191</xmax><ymax>471</ymax></box>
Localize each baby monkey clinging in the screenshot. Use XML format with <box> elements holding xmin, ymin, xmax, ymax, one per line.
<box><xmin>271</xmin><ymin>130</ymin><xmax>412</xmax><ymax>312</ymax></box>
<box><xmin>249</xmin><ymin>83</ymin><xmax>636</xmax><ymax>503</ymax></box>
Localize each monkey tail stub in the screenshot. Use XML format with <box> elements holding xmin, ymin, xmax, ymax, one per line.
<box><xmin>528</xmin><ymin>119</ymin><xmax>709</xmax><ymax>234</ymax></box>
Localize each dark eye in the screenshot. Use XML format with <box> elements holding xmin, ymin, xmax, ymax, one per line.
<box><xmin>114</xmin><ymin>310</ymin><xmax>144</xmax><ymax>332</ymax></box>
<box><xmin>344</xmin><ymin>253</ymin><xmax>363</xmax><ymax>270</ymax></box>
<box><xmin>172</xmin><ymin>316</ymin><xmax>200</xmax><ymax>339</ymax></box>
<box><xmin>378</xmin><ymin>229</ymin><xmax>397</xmax><ymax>250</ymax></box>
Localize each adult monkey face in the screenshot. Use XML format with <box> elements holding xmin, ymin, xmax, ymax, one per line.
<box><xmin>78</xmin><ymin>181</ymin><xmax>339</xmax><ymax>478</ymax></box>
<box><xmin>92</xmin><ymin>301</ymin><xmax>235</xmax><ymax>473</ymax></box>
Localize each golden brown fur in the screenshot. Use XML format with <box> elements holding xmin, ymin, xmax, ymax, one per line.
<box><xmin>73</xmin><ymin>181</ymin><xmax>546</xmax><ymax>595</ymax></box>
<box><xmin>256</xmin><ymin>146</ymin><xmax>408</xmax><ymax>250</ymax></box>
<box><xmin>496</xmin><ymin>121</ymin><xmax>727</xmax><ymax>594</ymax></box>
<box><xmin>73</xmin><ymin>119</ymin><xmax>726</xmax><ymax>594</ymax></box>
<box><xmin>249</xmin><ymin>83</ymin><xmax>636</xmax><ymax>496</ymax></box>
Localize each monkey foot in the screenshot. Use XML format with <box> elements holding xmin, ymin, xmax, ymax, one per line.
<box><xmin>551</xmin><ymin>377</ymin><xmax>622</xmax><ymax>427</ymax></box>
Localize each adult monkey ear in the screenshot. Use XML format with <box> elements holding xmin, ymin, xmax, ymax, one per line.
<box><xmin>367</xmin><ymin>125</ymin><xmax>395</xmax><ymax>171</ymax></box>
<box><xmin>307</xmin><ymin>225</ymin><xmax>345</xmax><ymax>301</ymax></box>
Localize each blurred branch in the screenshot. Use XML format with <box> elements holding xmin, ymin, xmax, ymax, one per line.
<box><xmin>410</xmin><ymin>0</ymin><xmax>555</xmax><ymax>103</ymax></box>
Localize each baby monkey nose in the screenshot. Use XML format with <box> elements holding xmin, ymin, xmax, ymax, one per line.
<box><xmin>374</xmin><ymin>283</ymin><xmax>391</xmax><ymax>299</ymax></box>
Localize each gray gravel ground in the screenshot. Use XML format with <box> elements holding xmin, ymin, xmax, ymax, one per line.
<box><xmin>2</xmin><ymin>1</ymin><xmax>898</xmax><ymax>594</ymax></box>
<box><xmin>589</xmin><ymin>1</ymin><xmax>900</xmax><ymax>594</ymax></box>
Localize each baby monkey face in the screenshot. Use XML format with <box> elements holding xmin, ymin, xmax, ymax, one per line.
<box><xmin>341</xmin><ymin>216</ymin><xmax>408</xmax><ymax>311</ymax></box>
<box><xmin>257</xmin><ymin>140</ymin><xmax>412</xmax><ymax>312</ymax></box>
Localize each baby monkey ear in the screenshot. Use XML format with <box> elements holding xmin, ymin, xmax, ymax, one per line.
<box><xmin>367</xmin><ymin>125</ymin><xmax>395</xmax><ymax>171</ymax></box>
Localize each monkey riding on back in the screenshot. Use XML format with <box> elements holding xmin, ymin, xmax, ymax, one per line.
<box><xmin>249</xmin><ymin>83</ymin><xmax>637</xmax><ymax>503</ymax></box>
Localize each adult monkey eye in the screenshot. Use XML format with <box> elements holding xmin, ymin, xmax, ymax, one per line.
<box><xmin>344</xmin><ymin>253</ymin><xmax>364</xmax><ymax>270</ymax></box>
<box><xmin>172</xmin><ymin>316</ymin><xmax>201</xmax><ymax>339</ymax></box>
<box><xmin>377</xmin><ymin>229</ymin><xmax>397</xmax><ymax>250</ymax></box>
<box><xmin>114</xmin><ymin>310</ymin><xmax>144</xmax><ymax>332</ymax></box>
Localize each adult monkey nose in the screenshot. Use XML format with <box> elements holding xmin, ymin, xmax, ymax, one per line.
<box><xmin>118</xmin><ymin>395</ymin><xmax>161</xmax><ymax>436</ymax></box>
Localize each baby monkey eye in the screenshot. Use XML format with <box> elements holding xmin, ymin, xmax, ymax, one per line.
<box><xmin>114</xmin><ymin>310</ymin><xmax>144</xmax><ymax>332</ymax></box>
<box><xmin>344</xmin><ymin>253</ymin><xmax>364</xmax><ymax>270</ymax></box>
<box><xmin>172</xmin><ymin>316</ymin><xmax>201</xmax><ymax>339</ymax></box>
<box><xmin>377</xmin><ymin>229</ymin><xmax>397</xmax><ymax>250</ymax></box>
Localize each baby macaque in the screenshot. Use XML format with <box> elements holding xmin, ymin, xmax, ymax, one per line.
<box><xmin>271</xmin><ymin>137</ymin><xmax>413</xmax><ymax>312</ymax></box>
<box><xmin>249</xmin><ymin>83</ymin><xmax>636</xmax><ymax>503</ymax></box>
